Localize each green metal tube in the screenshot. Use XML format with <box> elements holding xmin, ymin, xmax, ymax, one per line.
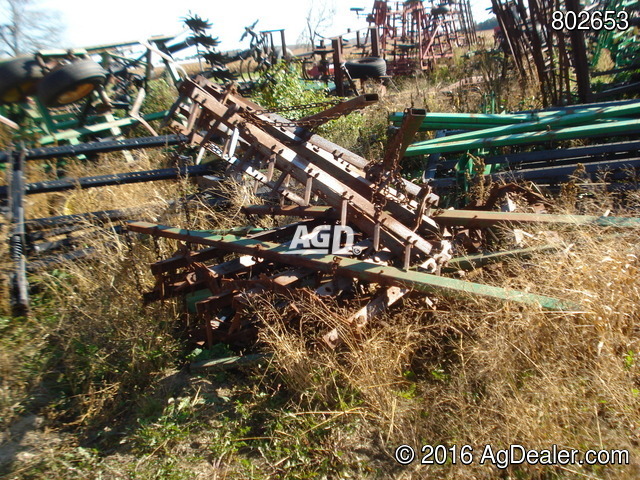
<box><xmin>405</xmin><ymin>118</ymin><xmax>640</xmax><ymax>156</ymax></box>
<box><xmin>443</xmin><ymin>245</ymin><xmax>560</xmax><ymax>272</ymax></box>
<box><xmin>389</xmin><ymin>111</ymin><xmax>551</xmax><ymax>125</ymax></box>
<box><xmin>397</xmin><ymin>118</ymin><xmax>621</xmax><ymax>134</ymax></box>
<box><xmin>390</xmin><ymin>102</ymin><xmax>640</xmax><ymax>131</ymax></box>
<box><xmin>404</xmin><ymin>101</ymin><xmax>640</xmax><ymax>147</ymax></box>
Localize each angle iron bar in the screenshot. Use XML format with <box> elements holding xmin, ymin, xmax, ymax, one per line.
<box><xmin>383</xmin><ymin>108</ymin><xmax>427</xmax><ymax>170</ymax></box>
<box><xmin>443</xmin><ymin>245</ymin><xmax>561</xmax><ymax>272</ymax></box>
<box><xmin>242</xmin><ymin>205</ymin><xmax>336</xmax><ymax>218</ymax></box>
<box><xmin>127</xmin><ymin>221</ymin><xmax>581</xmax><ymax>311</ymax></box>
<box><xmin>298</xmin><ymin>94</ymin><xmax>379</xmax><ymax>125</ymax></box>
<box><xmin>150</xmin><ymin>219</ymin><xmax>324</xmax><ymax>275</ymax></box>
<box><xmin>431</xmin><ymin>210</ymin><xmax>640</xmax><ymax>228</ymax></box>
<box><xmin>195</xmin><ymin>77</ymin><xmax>424</xmax><ymax>198</ymax></box>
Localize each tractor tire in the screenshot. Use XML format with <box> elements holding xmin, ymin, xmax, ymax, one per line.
<box><xmin>431</xmin><ymin>5</ymin><xmax>451</xmax><ymax>15</ymax></box>
<box><xmin>345</xmin><ymin>57</ymin><xmax>386</xmax><ymax>80</ymax></box>
<box><xmin>37</xmin><ymin>60</ymin><xmax>106</xmax><ymax>107</ymax></box>
<box><xmin>0</xmin><ymin>57</ymin><xmax>45</xmax><ymax>104</ymax></box>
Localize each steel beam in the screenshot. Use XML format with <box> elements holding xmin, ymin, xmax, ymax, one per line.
<box><xmin>0</xmin><ymin>164</ymin><xmax>220</xmax><ymax>197</ymax></box>
<box><xmin>444</xmin><ymin>245</ymin><xmax>560</xmax><ymax>272</ymax></box>
<box><xmin>0</xmin><ymin>134</ymin><xmax>185</xmax><ymax>163</ymax></box>
<box><xmin>298</xmin><ymin>94</ymin><xmax>379</xmax><ymax>126</ymax></box>
<box><xmin>242</xmin><ymin>205</ymin><xmax>336</xmax><ymax>218</ymax></box>
<box><xmin>432</xmin><ymin>210</ymin><xmax>640</xmax><ymax>228</ymax></box>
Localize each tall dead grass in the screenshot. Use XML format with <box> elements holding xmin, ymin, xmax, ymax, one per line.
<box><xmin>0</xmin><ymin>149</ymin><xmax>270</xmax><ymax>431</ymax></box>
<box><xmin>254</xmin><ymin>220</ymin><xmax>640</xmax><ymax>479</ymax></box>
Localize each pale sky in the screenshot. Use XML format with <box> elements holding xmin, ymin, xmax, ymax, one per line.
<box><xmin>41</xmin><ymin>0</ymin><xmax>493</xmax><ymax>53</ymax></box>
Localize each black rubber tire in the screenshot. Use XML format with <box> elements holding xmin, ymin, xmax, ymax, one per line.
<box><xmin>431</xmin><ymin>5</ymin><xmax>451</xmax><ymax>15</ymax></box>
<box><xmin>37</xmin><ymin>60</ymin><xmax>106</xmax><ymax>107</ymax></box>
<box><xmin>345</xmin><ymin>57</ymin><xmax>386</xmax><ymax>80</ymax></box>
<box><xmin>0</xmin><ymin>57</ymin><xmax>45</xmax><ymax>104</ymax></box>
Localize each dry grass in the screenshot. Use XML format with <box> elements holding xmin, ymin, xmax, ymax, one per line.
<box><xmin>0</xmin><ymin>148</ymin><xmax>258</xmax><ymax>429</ymax></box>
<box><xmin>251</xmin><ymin>214</ymin><xmax>640</xmax><ymax>479</ymax></box>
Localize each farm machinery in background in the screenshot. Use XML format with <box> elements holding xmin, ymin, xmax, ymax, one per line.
<box><xmin>0</xmin><ymin>36</ymin><xmax>183</xmax><ymax>150</ymax></box>
<box><xmin>362</xmin><ymin>0</ymin><xmax>476</xmax><ymax>75</ymax></box>
<box><xmin>0</xmin><ymin>13</ymin><xmax>234</xmax><ymax>148</ymax></box>
<box><xmin>128</xmin><ymin>76</ymin><xmax>640</xmax><ymax>350</ymax></box>
<box><xmin>0</xmin><ymin>13</ymin><xmax>240</xmax><ymax>315</ymax></box>
<box><xmin>298</xmin><ymin>0</ymin><xmax>477</xmax><ymax>95</ymax></box>
<box><xmin>491</xmin><ymin>0</ymin><xmax>640</xmax><ymax>106</ymax></box>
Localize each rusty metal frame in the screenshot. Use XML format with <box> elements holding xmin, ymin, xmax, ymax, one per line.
<box><xmin>128</xmin><ymin>221</ymin><xmax>581</xmax><ymax>311</ymax></box>
<box><xmin>172</xmin><ymin>77</ymin><xmax>439</xmax><ymax>263</ymax></box>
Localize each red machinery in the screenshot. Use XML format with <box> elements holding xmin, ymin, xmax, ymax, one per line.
<box><xmin>366</xmin><ymin>0</ymin><xmax>476</xmax><ymax>74</ymax></box>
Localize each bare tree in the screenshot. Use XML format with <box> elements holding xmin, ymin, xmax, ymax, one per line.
<box><xmin>300</xmin><ymin>0</ymin><xmax>336</xmax><ymax>49</ymax></box>
<box><xmin>0</xmin><ymin>0</ymin><xmax>64</xmax><ymax>57</ymax></box>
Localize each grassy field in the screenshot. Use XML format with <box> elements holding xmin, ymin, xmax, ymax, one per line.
<box><xmin>0</xmin><ymin>51</ymin><xmax>639</xmax><ymax>480</ymax></box>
